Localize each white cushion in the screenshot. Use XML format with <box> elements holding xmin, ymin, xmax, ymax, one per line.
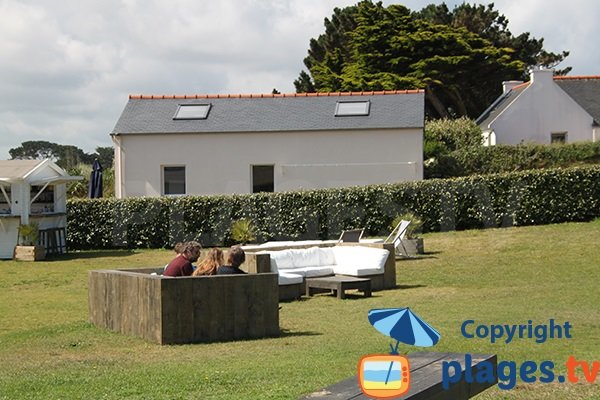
<box><xmin>360</xmin><ymin>238</ymin><xmax>384</xmax><ymax>244</ymax></box>
<box><xmin>318</xmin><ymin>247</ymin><xmax>336</xmax><ymax>266</ymax></box>
<box><xmin>332</xmin><ymin>246</ymin><xmax>389</xmax><ymax>276</ymax></box>
<box><xmin>278</xmin><ymin>272</ymin><xmax>303</xmax><ymax>285</ymax></box>
<box><xmin>268</xmin><ymin>250</ymin><xmax>295</xmax><ymax>270</ymax></box>
<box><xmin>290</xmin><ymin>246</ymin><xmax>321</xmax><ymax>268</ymax></box>
<box><xmin>333</xmin><ymin>265</ymin><xmax>383</xmax><ymax>277</ymax></box>
<box><xmin>289</xmin><ymin>266</ymin><xmax>334</xmax><ymax>278</ymax></box>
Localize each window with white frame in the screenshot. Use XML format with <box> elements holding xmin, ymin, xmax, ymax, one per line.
<box><xmin>173</xmin><ymin>104</ymin><xmax>211</xmax><ymax>120</ymax></box>
<box><xmin>335</xmin><ymin>101</ymin><xmax>370</xmax><ymax>116</ymax></box>
<box><xmin>551</xmin><ymin>132</ymin><xmax>567</xmax><ymax>144</ymax></box>
<box><xmin>163</xmin><ymin>166</ymin><xmax>186</xmax><ymax>195</ymax></box>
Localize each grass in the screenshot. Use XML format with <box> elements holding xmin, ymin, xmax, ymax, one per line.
<box><xmin>1</xmin><ymin>221</ymin><xmax>599</xmax><ymax>399</ymax></box>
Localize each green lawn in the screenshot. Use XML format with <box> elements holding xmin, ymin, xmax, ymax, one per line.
<box><xmin>1</xmin><ymin>220</ymin><xmax>599</xmax><ymax>399</ymax></box>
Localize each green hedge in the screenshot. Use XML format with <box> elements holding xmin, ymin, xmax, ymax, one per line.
<box><xmin>67</xmin><ymin>166</ymin><xmax>600</xmax><ymax>249</ymax></box>
<box><xmin>425</xmin><ymin>141</ymin><xmax>600</xmax><ymax>178</ymax></box>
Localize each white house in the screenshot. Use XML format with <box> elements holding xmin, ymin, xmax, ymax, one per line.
<box><xmin>477</xmin><ymin>69</ymin><xmax>600</xmax><ymax>145</ymax></box>
<box><xmin>0</xmin><ymin>159</ymin><xmax>81</xmax><ymax>259</ymax></box>
<box><xmin>110</xmin><ymin>90</ymin><xmax>425</xmax><ymax>198</ymax></box>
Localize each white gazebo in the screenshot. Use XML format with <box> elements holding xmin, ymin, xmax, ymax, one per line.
<box><xmin>0</xmin><ymin>159</ymin><xmax>82</xmax><ymax>259</ymax></box>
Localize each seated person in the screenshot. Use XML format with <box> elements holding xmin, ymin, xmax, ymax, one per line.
<box><xmin>164</xmin><ymin>241</ymin><xmax>201</xmax><ymax>277</ymax></box>
<box><xmin>217</xmin><ymin>246</ymin><xmax>247</xmax><ymax>275</ymax></box>
<box><xmin>163</xmin><ymin>242</ymin><xmax>185</xmax><ymax>272</ymax></box>
<box><xmin>192</xmin><ymin>248</ymin><xmax>224</xmax><ymax>276</ymax></box>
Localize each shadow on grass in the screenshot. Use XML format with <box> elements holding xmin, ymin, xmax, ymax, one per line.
<box><xmin>397</xmin><ymin>254</ymin><xmax>440</xmax><ymax>262</ymax></box>
<box><xmin>303</xmin><ymin>293</ymin><xmax>380</xmax><ymax>301</ymax></box>
<box><xmin>279</xmin><ymin>329</ymin><xmax>322</xmax><ymax>338</ymax></box>
<box><xmin>396</xmin><ymin>284</ymin><xmax>426</xmax><ymax>290</ymax></box>
<box><xmin>45</xmin><ymin>250</ymin><xmax>137</xmax><ymax>261</ymax></box>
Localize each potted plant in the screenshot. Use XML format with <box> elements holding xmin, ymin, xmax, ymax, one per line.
<box><xmin>390</xmin><ymin>212</ymin><xmax>425</xmax><ymax>256</ymax></box>
<box><xmin>14</xmin><ymin>222</ymin><xmax>46</xmax><ymax>261</ymax></box>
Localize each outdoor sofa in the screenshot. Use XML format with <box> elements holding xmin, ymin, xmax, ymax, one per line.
<box><xmin>245</xmin><ymin>242</ymin><xmax>396</xmax><ymax>300</ymax></box>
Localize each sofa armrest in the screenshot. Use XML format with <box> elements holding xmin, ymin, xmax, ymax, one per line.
<box><xmin>243</xmin><ymin>253</ymin><xmax>271</xmax><ymax>273</ymax></box>
<box><xmin>337</xmin><ymin>242</ymin><xmax>396</xmax><ymax>289</ymax></box>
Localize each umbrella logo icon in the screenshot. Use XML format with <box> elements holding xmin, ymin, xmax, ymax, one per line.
<box><xmin>358</xmin><ymin>307</ymin><xmax>441</xmax><ymax>398</ymax></box>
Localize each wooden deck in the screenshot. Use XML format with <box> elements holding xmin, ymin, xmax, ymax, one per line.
<box><xmin>300</xmin><ymin>352</ymin><xmax>497</xmax><ymax>400</ymax></box>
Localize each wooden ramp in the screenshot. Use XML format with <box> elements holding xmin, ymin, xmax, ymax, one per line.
<box><xmin>300</xmin><ymin>352</ymin><xmax>497</xmax><ymax>400</ymax></box>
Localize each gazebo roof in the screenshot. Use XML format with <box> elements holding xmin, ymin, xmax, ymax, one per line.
<box><xmin>0</xmin><ymin>160</ymin><xmax>44</xmax><ymax>181</ymax></box>
<box><xmin>0</xmin><ymin>159</ymin><xmax>81</xmax><ymax>184</ymax></box>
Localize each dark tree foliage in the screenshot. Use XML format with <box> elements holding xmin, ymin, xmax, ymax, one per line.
<box><xmin>9</xmin><ymin>141</ymin><xmax>113</xmax><ymax>170</ymax></box>
<box><xmin>296</xmin><ymin>1</ymin><xmax>570</xmax><ymax>118</ymax></box>
<box><xmin>414</xmin><ymin>3</ymin><xmax>571</xmax><ymax>76</ymax></box>
<box><xmin>94</xmin><ymin>146</ymin><xmax>115</xmax><ymax>168</ymax></box>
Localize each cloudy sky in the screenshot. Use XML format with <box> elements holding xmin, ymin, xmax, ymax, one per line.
<box><xmin>1</xmin><ymin>0</ymin><xmax>598</xmax><ymax>160</ymax></box>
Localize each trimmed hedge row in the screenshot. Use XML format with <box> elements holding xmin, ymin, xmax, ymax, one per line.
<box><xmin>67</xmin><ymin>165</ymin><xmax>600</xmax><ymax>249</ymax></box>
<box><xmin>426</xmin><ymin>141</ymin><xmax>600</xmax><ymax>178</ymax></box>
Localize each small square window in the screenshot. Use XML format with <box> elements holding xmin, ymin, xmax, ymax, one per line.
<box><xmin>551</xmin><ymin>132</ymin><xmax>567</xmax><ymax>144</ymax></box>
<box><xmin>335</xmin><ymin>101</ymin><xmax>370</xmax><ymax>116</ymax></box>
<box><xmin>163</xmin><ymin>166</ymin><xmax>186</xmax><ymax>195</ymax></box>
<box><xmin>252</xmin><ymin>165</ymin><xmax>274</xmax><ymax>193</ymax></box>
<box><xmin>173</xmin><ymin>104</ymin><xmax>211</xmax><ymax>120</ymax></box>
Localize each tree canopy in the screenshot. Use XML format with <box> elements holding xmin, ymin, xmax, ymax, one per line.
<box><xmin>9</xmin><ymin>141</ymin><xmax>113</xmax><ymax>170</ymax></box>
<box><xmin>295</xmin><ymin>1</ymin><xmax>570</xmax><ymax>119</ymax></box>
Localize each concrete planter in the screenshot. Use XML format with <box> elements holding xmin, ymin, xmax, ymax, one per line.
<box><xmin>400</xmin><ymin>238</ymin><xmax>424</xmax><ymax>256</ymax></box>
<box><xmin>13</xmin><ymin>245</ymin><xmax>46</xmax><ymax>261</ymax></box>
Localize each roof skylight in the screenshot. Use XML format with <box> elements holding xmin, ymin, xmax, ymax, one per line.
<box><xmin>335</xmin><ymin>101</ymin><xmax>370</xmax><ymax>116</ymax></box>
<box><xmin>173</xmin><ymin>104</ymin><xmax>211</xmax><ymax>120</ymax></box>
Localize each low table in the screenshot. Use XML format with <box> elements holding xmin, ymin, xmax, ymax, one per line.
<box><xmin>306</xmin><ymin>276</ymin><xmax>371</xmax><ymax>299</ymax></box>
<box><xmin>300</xmin><ymin>352</ymin><xmax>497</xmax><ymax>399</ymax></box>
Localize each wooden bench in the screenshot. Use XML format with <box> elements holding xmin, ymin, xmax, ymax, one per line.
<box><xmin>88</xmin><ymin>269</ymin><xmax>280</xmax><ymax>344</ymax></box>
<box><xmin>300</xmin><ymin>352</ymin><xmax>497</xmax><ymax>399</ymax></box>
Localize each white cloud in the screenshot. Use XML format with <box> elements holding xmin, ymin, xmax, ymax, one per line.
<box><xmin>0</xmin><ymin>0</ymin><xmax>597</xmax><ymax>159</ymax></box>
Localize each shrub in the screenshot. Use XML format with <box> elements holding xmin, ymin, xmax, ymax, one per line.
<box><xmin>424</xmin><ymin>117</ymin><xmax>483</xmax><ymax>159</ymax></box>
<box><xmin>66</xmin><ymin>166</ymin><xmax>600</xmax><ymax>250</ymax></box>
<box><xmin>18</xmin><ymin>223</ymin><xmax>39</xmax><ymax>246</ymax></box>
<box><xmin>425</xmin><ymin>141</ymin><xmax>600</xmax><ymax>178</ymax></box>
<box><xmin>230</xmin><ymin>218</ymin><xmax>257</xmax><ymax>244</ymax></box>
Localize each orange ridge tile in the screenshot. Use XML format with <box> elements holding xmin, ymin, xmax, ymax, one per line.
<box><xmin>553</xmin><ymin>75</ymin><xmax>600</xmax><ymax>80</ymax></box>
<box><xmin>129</xmin><ymin>89</ymin><xmax>424</xmax><ymax>100</ymax></box>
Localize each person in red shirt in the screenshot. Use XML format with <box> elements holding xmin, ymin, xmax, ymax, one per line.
<box><xmin>164</xmin><ymin>241</ymin><xmax>201</xmax><ymax>277</ymax></box>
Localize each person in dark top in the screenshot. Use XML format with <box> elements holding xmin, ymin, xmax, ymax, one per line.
<box><xmin>164</xmin><ymin>241</ymin><xmax>202</xmax><ymax>277</ymax></box>
<box><xmin>217</xmin><ymin>245</ymin><xmax>247</xmax><ymax>275</ymax></box>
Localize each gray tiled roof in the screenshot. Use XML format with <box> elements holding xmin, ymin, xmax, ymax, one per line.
<box><xmin>555</xmin><ymin>78</ymin><xmax>600</xmax><ymax>124</ymax></box>
<box><xmin>477</xmin><ymin>77</ymin><xmax>600</xmax><ymax>128</ymax></box>
<box><xmin>476</xmin><ymin>84</ymin><xmax>528</xmax><ymax>128</ymax></box>
<box><xmin>111</xmin><ymin>91</ymin><xmax>425</xmax><ymax>135</ymax></box>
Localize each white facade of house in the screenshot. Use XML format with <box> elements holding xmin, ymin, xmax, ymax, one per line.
<box><xmin>111</xmin><ymin>91</ymin><xmax>425</xmax><ymax>198</ymax></box>
<box><xmin>112</xmin><ymin>128</ymin><xmax>422</xmax><ymax>197</ymax></box>
<box><xmin>479</xmin><ymin>69</ymin><xmax>598</xmax><ymax>145</ymax></box>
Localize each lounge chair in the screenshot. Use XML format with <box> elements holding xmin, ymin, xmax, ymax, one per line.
<box><xmin>337</xmin><ymin>229</ymin><xmax>364</xmax><ymax>243</ymax></box>
<box><xmin>384</xmin><ymin>220</ymin><xmax>411</xmax><ymax>257</ymax></box>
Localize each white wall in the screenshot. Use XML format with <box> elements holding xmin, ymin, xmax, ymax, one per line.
<box><xmin>489</xmin><ymin>69</ymin><xmax>594</xmax><ymax>144</ymax></box>
<box><xmin>115</xmin><ymin>128</ymin><xmax>423</xmax><ymax>198</ymax></box>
